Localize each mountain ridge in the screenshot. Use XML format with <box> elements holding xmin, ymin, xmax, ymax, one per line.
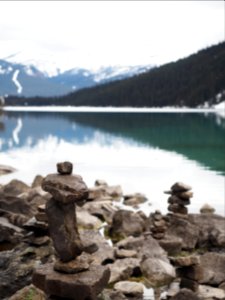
<box><xmin>4</xmin><ymin>41</ymin><xmax>225</xmax><ymax>108</ymax></box>
<box><xmin>0</xmin><ymin>58</ymin><xmax>152</xmax><ymax>97</ymax></box>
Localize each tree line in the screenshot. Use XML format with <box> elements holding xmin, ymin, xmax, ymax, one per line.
<box><xmin>5</xmin><ymin>41</ymin><xmax>225</xmax><ymax>108</ymax></box>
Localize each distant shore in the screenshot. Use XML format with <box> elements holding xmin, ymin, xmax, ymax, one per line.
<box><xmin>3</xmin><ymin>104</ymin><xmax>225</xmax><ymax>116</ymax></box>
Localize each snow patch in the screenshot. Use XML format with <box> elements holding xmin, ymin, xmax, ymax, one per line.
<box><xmin>12</xmin><ymin>70</ymin><xmax>23</xmax><ymax>94</ymax></box>
<box><xmin>3</xmin><ymin>105</ymin><xmax>224</xmax><ymax>114</ymax></box>
<box><xmin>12</xmin><ymin>118</ymin><xmax>23</xmax><ymax>145</ymax></box>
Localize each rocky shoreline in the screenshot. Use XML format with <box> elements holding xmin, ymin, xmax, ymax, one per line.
<box><xmin>0</xmin><ymin>163</ymin><xmax>225</xmax><ymax>300</ymax></box>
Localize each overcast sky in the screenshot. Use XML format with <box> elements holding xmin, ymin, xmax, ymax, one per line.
<box><xmin>0</xmin><ymin>1</ymin><xmax>224</xmax><ymax>71</ymax></box>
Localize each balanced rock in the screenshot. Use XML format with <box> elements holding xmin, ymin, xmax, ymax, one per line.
<box><xmin>33</xmin><ymin>263</ymin><xmax>110</xmax><ymax>300</ymax></box>
<box><xmin>46</xmin><ymin>198</ymin><xmax>83</xmax><ymax>262</ymax></box>
<box><xmin>200</xmin><ymin>203</ymin><xmax>215</xmax><ymax>214</ymax></box>
<box><xmin>171</xmin><ymin>182</ymin><xmax>192</xmax><ymax>193</ymax></box>
<box><xmin>165</xmin><ymin>182</ymin><xmax>193</xmax><ymax>215</ymax></box>
<box><xmin>149</xmin><ymin>210</ymin><xmax>168</xmax><ymax>239</ymax></box>
<box><xmin>42</xmin><ymin>173</ymin><xmax>88</xmax><ymax>204</ymax></box>
<box><xmin>57</xmin><ymin>161</ymin><xmax>73</xmax><ymax>175</ymax></box>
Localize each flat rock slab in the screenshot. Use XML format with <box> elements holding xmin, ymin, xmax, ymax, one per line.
<box><xmin>42</xmin><ymin>174</ymin><xmax>88</xmax><ymax>204</ymax></box>
<box><xmin>33</xmin><ymin>263</ymin><xmax>110</xmax><ymax>300</ymax></box>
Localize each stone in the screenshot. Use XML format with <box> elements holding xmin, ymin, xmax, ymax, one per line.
<box><xmin>28</xmin><ymin>236</ymin><xmax>50</xmax><ymax>247</ymax></box>
<box><xmin>198</xmin><ymin>284</ymin><xmax>225</xmax><ymax>299</ymax></box>
<box><xmin>158</xmin><ymin>235</ymin><xmax>182</xmax><ymax>256</ymax></box>
<box><xmin>180</xmin><ymin>277</ymin><xmax>199</xmax><ymax>292</ymax></box>
<box><xmin>32</xmin><ymin>175</ymin><xmax>44</xmax><ymax>188</ymax></box>
<box><xmin>170</xmin><ymin>288</ymin><xmax>200</xmax><ymax>300</ymax></box>
<box><xmin>114</xmin><ymin>281</ymin><xmax>144</xmax><ymax>296</ymax></box>
<box><xmin>57</xmin><ymin>161</ymin><xmax>73</xmax><ymax>175</ymax></box>
<box><xmin>0</xmin><ymin>217</ymin><xmax>23</xmax><ymax>249</ymax></box>
<box><xmin>88</xmin><ymin>184</ymin><xmax>122</xmax><ymax>202</ymax></box>
<box><xmin>83</xmin><ymin>200</ymin><xmax>118</xmax><ymax>224</ymax></box>
<box><xmin>200</xmin><ymin>203</ymin><xmax>215</xmax><ymax>214</ymax></box>
<box><xmin>123</xmin><ymin>193</ymin><xmax>147</xmax><ymax>206</ymax></box>
<box><xmin>94</xmin><ymin>179</ymin><xmax>108</xmax><ymax>186</ymax></box>
<box><xmin>80</xmin><ymin>231</ymin><xmax>99</xmax><ymax>254</ymax></box>
<box><xmin>42</xmin><ymin>173</ymin><xmax>88</xmax><ymax>204</ymax></box>
<box><xmin>116</xmin><ymin>236</ymin><xmax>145</xmax><ymax>251</ymax></box>
<box><xmin>88</xmin><ymin>186</ymin><xmax>108</xmax><ymax>201</ymax></box>
<box><xmin>1</xmin><ymin>179</ymin><xmax>30</xmax><ymax>196</ymax></box>
<box><xmin>188</xmin><ymin>213</ymin><xmax>225</xmax><ymax>249</ymax></box>
<box><xmin>0</xmin><ymin>209</ymin><xmax>29</xmax><ymax>227</ymax></box>
<box><xmin>23</xmin><ymin>216</ymin><xmax>48</xmax><ymax>233</ymax></box>
<box><xmin>138</xmin><ymin>235</ymin><xmax>168</xmax><ymax>261</ymax></box>
<box><xmin>100</xmin><ymin>289</ymin><xmax>127</xmax><ymax>300</ymax></box>
<box><xmin>105</xmin><ymin>185</ymin><xmax>123</xmax><ymax>200</ymax></box>
<box><xmin>82</xmin><ymin>230</ymin><xmax>115</xmax><ymax>266</ymax></box>
<box><xmin>177</xmin><ymin>265</ymin><xmax>203</xmax><ymax>281</ymax></box>
<box><xmin>115</xmin><ymin>248</ymin><xmax>137</xmax><ymax>259</ymax></box>
<box><xmin>168</xmin><ymin>203</ymin><xmax>188</xmax><ymax>214</ymax></box>
<box><xmin>33</xmin><ymin>263</ymin><xmax>110</xmax><ymax>300</ymax></box>
<box><xmin>168</xmin><ymin>195</ymin><xmax>190</xmax><ymax>206</ymax></box>
<box><xmin>177</xmin><ymin>191</ymin><xmax>193</xmax><ymax>199</ymax></box>
<box><xmin>200</xmin><ymin>252</ymin><xmax>225</xmax><ymax>285</ymax></box>
<box><xmin>0</xmin><ymin>242</ymin><xmax>54</xmax><ymax>299</ymax></box>
<box><xmin>109</xmin><ymin>210</ymin><xmax>146</xmax><ymax>241</ymax></box>
<box><xmin>108</xmin><ymin>258</ymin><xmax>141</xmax><ymax>284</ymax></box>
<box><xmin>35</xmin><ymin>212</ymin><xmax>48</xmax><ymax>223</ymax></box>
<box><xmin>0</xmin><ymin>194</ymin><xmax>35</xmax><ymax>216</ymax></box>
<box><xmin>219</xmin><ymin>282</ymin><xmax>225</xmax><ymax>291</ymax></box>
<box><xmin>170</xmin><ymin>255</ymin><xmax>200</xmax><ymax>267</ymax></box>
<box><xmin>141</xmin><ymin>257</ymin><xmax>176</xmax><ymax>287</ymax></box>
<box><xmin>46</xmin><ymin>198</ymin><xmax>83</xmax><ymax>262</ymax></box>
<box><xmin>76</xmin><ymin>209</ymin><xmax>102</xmax><ymax>230</ymax></box>
<box><xmin>166</xmin><ymin>214</ymin><xmax>199</xmax><ymax>250</ymax></box>
<box><xmin>54</xmin><ymin>253</ymin><xmax>93</xmax><ymax>274</ymax></box>
<box><xmin>8</xmin><ymin>284</ymin><xmax>45</xmax><ymax>300</ymax></box>
<box><xmin>0</xmin><ymin>164</ymin><xmax>16</xmax><ymax>176</ymax></box>
<box><xmin>170</xmin><ymin>182</ymin><xmax>192</xmax><ymax>193</ymax></box>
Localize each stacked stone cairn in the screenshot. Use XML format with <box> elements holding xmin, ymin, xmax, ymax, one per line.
<box><xmin>149</xmin><ymin>210</ymin><xmax>168</xmax><ymax>239</ymax></box>
<box><xmin>164</xmin><ymin>182</ymin><xmax>193</xmax><ymax>215</ymax></box>
<box><xmin>32</xmin><ymin>161</ymin><xmax>110</xmax><ymax>300</ymax></box>
<box><xmin>171</xmin><ymin>255</ymin><xmax>203</xmax><ymax>292</ymax></box>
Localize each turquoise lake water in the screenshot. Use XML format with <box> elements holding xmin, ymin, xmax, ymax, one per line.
<box><xmin>0</xmin><ymin>110</ymin><xmax>224</xmax><ymax>215</ymax></box>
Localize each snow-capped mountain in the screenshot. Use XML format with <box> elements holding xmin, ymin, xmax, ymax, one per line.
<box><xmin>0</xmin><ymin>59</ymin><xmax>70</xmax><ymax>97</ymax></box>
<box><xmin>0</xmin><ymin>58</ymin><xmax>153</xmax><ymax>97</ymax></box>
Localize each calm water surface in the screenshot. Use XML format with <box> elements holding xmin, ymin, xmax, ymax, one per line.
<box><xmin>0</xmin><ymin>110</ymin><xmax>224</xmax><ymax>215</ymax></box>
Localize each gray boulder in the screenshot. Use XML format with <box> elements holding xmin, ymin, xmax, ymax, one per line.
<box><xmin>170</xmin><ymin>288</ymin><xmax>200</xmax><ymax>300</ymax></box>
<box><xmin>109</xmin><ymin>210</ymin><xmax>146</xmax><ymax>241</ymax></box>
<box><xmin>200</xmin><ymin>252</ymin><xmax>225</xmax><ymax>285</ymax></box>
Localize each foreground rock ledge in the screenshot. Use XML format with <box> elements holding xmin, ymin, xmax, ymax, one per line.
<box><xmin>33</xmin><ymin>263</ymin><xmax>110</xmax><ymax>300</ymax></box>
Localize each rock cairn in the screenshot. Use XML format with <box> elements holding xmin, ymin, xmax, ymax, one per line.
<box><xmin>200</xmin><ymin>203</ymin><xmax>215</xmax><ymax>214</ymax></box>
<box><xmin>32</xmin><ymin>162</ymin><xmax>110</xmax><ymax>300</ymax></box>
<box><xmin>150</xmin><ymin>210</ymin><xmax>168</xmax><ymax>239</ymax></box>
<box><xmin>164</xmin><ymin>182</ymin><xmax>193</xmax><ymax>215</ymax></box>
<box><xmin>171</xmin><ymin>255</ymin><xmax>203</xmax><ymax>292</ymax></box>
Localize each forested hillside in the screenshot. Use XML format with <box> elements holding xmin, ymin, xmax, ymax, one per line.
<box><xmin>5</xmin><ymin>42</ymin><xmax>225</xmax><ymax>107</ymax></box>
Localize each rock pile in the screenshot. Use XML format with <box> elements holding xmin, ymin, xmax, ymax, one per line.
<box><xmin>171</xmin><ymin>255</ymin><xmax>203</xmax><ymax>292</ymax></box>
<box><xmin>32</xmin><ymin>162</ymin><xmax>110</xmax><ymax>300</ymax></box>
<box><xmin>149</xmin><ymin>210</ymin><xmax>168</xmax><ymax>239</ymax></box>
<box><xmin>165</xmin><ymin>182</ymin><xmax>193</xmax><ymax>215</ymax></box>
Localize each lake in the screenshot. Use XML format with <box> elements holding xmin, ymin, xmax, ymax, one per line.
<box><xmin>0</xmin><ymin>109</ymin><xmax>224</xmax><ymax>216</ymax></box>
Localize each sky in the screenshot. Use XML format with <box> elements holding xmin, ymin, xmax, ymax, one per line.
<box><xmin>0</xmin><ymin>1</ymin><xmax>224</xmax><ymax>72</ymax></box>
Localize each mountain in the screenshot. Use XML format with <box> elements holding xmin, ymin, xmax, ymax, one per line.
<box><xmin>0</xmin><ymin>59</ymin><xmax>70</xmax><ymax>97</ymax></box>
<box><xmin>0</xmin><ymin>58</ymin><xmax>152</xmax><ymax>97</ymax></box>
<box><xmin>5</xmin><ymin>42</ymin><xmax>225</xmax><ymax>108</ymax></box>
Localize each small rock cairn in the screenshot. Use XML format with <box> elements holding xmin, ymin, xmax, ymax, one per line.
<box><xmin>150</xmin><ymin>210</ymin><xmax>168</xmax><ymax>239</ymax></box>
<box><xmin>164</xmin><ymin>182</ymin><xmax>193</xmax><ymax>215</ymax></box>
<box><xmin>171</xmin><ymin>255</ymin><xmax>203</xmax><ymax>292</ymax></box>
<box><xmin>32</xmin><ymin>162</ymin><xmax>110</xmax><ymax>300</ymax></box>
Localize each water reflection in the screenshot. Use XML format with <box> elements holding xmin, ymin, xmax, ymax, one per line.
<box><xmin>0</xmin><ymin>110</ymin><xmax>224</xmax><ymax>215</ymax></box>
